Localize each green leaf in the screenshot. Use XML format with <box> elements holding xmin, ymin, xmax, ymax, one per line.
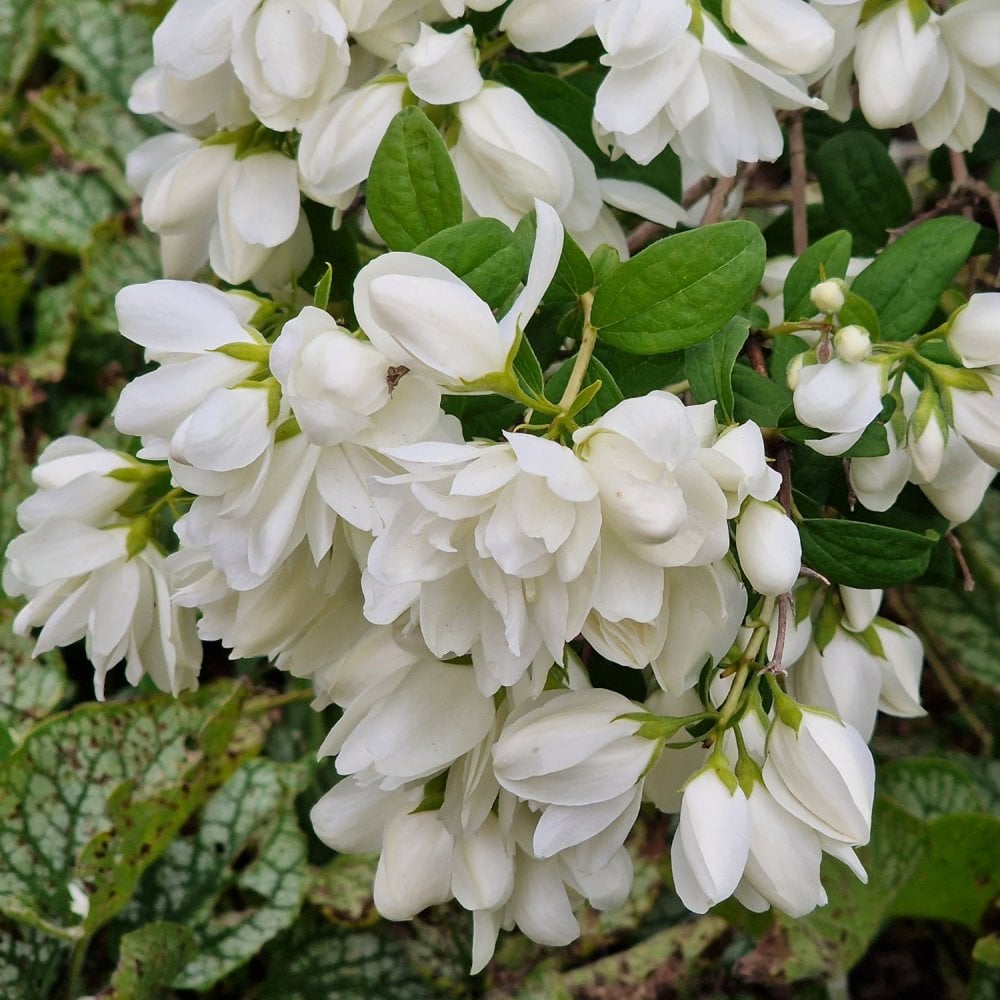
<box><xmin>0</xmin><ymin>682</ymin><xmax>264</xmax><ymax>941</ymax></box>
<box><xmin>512</xmin><ymin>335</ymin><xmax>545</xmax><ymax>400</ymax></box>
<box><xmin>539</xmin><ymin>354</ymin><xmax>623</xmax><ymax>426</ymax></box>
<box><xmin>880</xmin><ymin>758</ymin><xmax>986</xmax><ymax>821</ymax></box>
<box><xmin>593</xmin><ymin>343</ymin><xmax>685</xmax><ymax>399</ymax></box>
<box><xmin>124</xmin><ymin>758</ymin><xmax>310</xmax><ymax>990</ymax></box>
<box><xmin>783</xmin><ymin>230</ymin><xmax>853</xmax><ymax>321</ymax></box>
<box><xmin>841</xmin><ymin>419</ymin><xmax>889</xmax><ymax>458</ymax></box>
<box><xmin>891</xmin><ymin>814</ymin><xmax>1000</xmax><ymax>929</ymax></box>
<box><xmin>798</xmin><ymin>519</ymin><xmax>938</xmax><ymax>587</ymax></box>
<box><xmin>0</xmin><ymin>919</ymin><xmax>66</xmax><ymax>1000</ymax></box>
<box><xmin>108</xmin><ymin>922</ymin><xmax>198</xmax><ymax>1000</ymax></box>
<box><xmin>850</xmin><ymin>216</ymin><xmax>980</xmax><ymax>342</ymax></box>
<box><xmin>8</xmin><ymin>172</ymin><xmax>117</xmax><ymax>255</ymax></box>
<box><xmin>306</xmin><ymin>855</ymin><xmax>379</xmax><ymax>926</ymax></box>
<box><xmin>25</xmin><ymin>281</ymin><xmax>79</xmax><ymax>382</ymax></box>
<box><xmin>45</xmin><ymin>0</ymin><xmax>155</xmax><ymax>107</ymax></box>
<box><xmin>731</xmin><ymin>364</ymin><xmax>792</xmax><ymax>427</ymax></box>
<box><xmin>591</xmin><ymin>221</ymin><xmax>766</xmax><ymax>354</ymax></box>
<box><xmin>815</xmin><ymin>132</ymin><xmax>912</xmax><ymax>254</ymax></box>
<box><xmin>684</xmin><ymin>315</ymin><xmax>749</xmax><ymax>423</ymax></box>
<box><xmin>546</xmin><ymin>231</ymin><xmax>595</xmax><ymax>304</ymax></box>
<box><xmin>838</xmin><ymin>289</ymin><xmax>881</xmax><ymax>340</ymax></box>
<box><xmin>366</xmin><ymin>107</ymin><xmax>463</xmax><ymax>251</ymax></box>
<box><xmin>0</xmin><ymin>0</ymin><xmax>41</xmax><ymax>91</ymax></box>
<box><xmin>0</xmin><ymin>611</ymin><xmax>67</xmax><ymax>734</ymax></box>
<box><xmin>414</xmin><ymin>218</ymin><xmax>525</xmax><ymax>311</ymax></box>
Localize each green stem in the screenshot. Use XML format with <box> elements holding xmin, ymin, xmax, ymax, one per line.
<box><xmin>714</xmin><ymin>595</ymin><xmax>776</xmax><ymax>734</ymax></box>
<box><xmin>66</xmin><ymin>931</ymin><xmax>92</xmax><ymax>1000</ymax></box>
<box><xmin>244</xmin><ymin>688</ymin><xmax>315</xmax><ymax>715</ymax></box>
<box><xmin>545</xmin><ymin>292</ymin><xmax>598</xmax><ymax>440</ymax></box>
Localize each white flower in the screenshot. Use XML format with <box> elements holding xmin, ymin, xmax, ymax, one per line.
<box><xmin>310</xmin><ymin>776</ymin><xmax>423</xmax><ymax>854</ymax></box>
<box><xmin>374</xmin><ymin>810</ymin><xmax>456</xmax><ymax>919</ymax></box>
<box><xmin>736</xmin><ymin>500</ymin><xmax>801</xmax><ymax>597</ymax></box>
<box><xmin>493</xmin><ymin>688</ymin><xmax>655</xmax><ymax>806</ymax></box>
<box><xmin>670</xmin><ymin>763</ymin><xmax>750</xmax><ymax>913</ymax></box>
<box><xmin>793</xmin><ymin>357</ymin><xmax>885</xmax><ymax>453</ymax></box>
<box><xmin>854</xmin><ymin>1</ymin><xmax>948</xmax><ymax>129</ymax></box>
<box><xmin>726</xmin><ymin>0</ymin><xmax>835</xmax><ymax>75</ymax></box>
<box><xmin>296</xmin><ymin>81</ymin><xmax>407</xmax><ymax>214</ymax></box>
<box><xmin>230</xmin><ymin>0</ymin><xmax>350</xmax><ymax>130</ymax></box>
<box><xmin>839</xmin><ymin>587</ymin><xmax>882</xmax><ymax>633</ymax></box>
<box><xmin>920</xmin><ymin>432</ymin><xmax>995</xmax><ymax>525</ymax></box>
<box><xmin>849</xmin><ymin>421</ymin><xmax>912</xmax><ymax>512</ymax></box>
<box><xmin>949</xmin><ymin>372</ymin><xmax>1000</xmax><ymax>469</ymax></box>
<box><xmin>354</xmin><ymin>199</ymin><xmax>563</xmax><ymax>389</ymax></box>
<box><xmin>947</xmin><ymin>294</ymin><xmax>1000</xmax><ymax>368</ymax></box>
<box><xmin>398</xmin><ymin>23</ymin><xmax>482</xmax><ymax>104</ymax></box>
<box><xmin>4</xmin><ymin>522</ymin><xmax>200</xmax><ymax>700</ymax></box>
<box><xmin>500</xmin><ymin>0</ymin><xmax>602</xmax><ymax>52</ymax></box>
<box><xmin>270</xmin><ymin>305</ymin><xmax>443</xmax><ymax>448</ymax></box>
<box><xmin>873</xmin><ymin>622</ymin><xmax>925</xmax><ymax>719</ymax></box>
<box><xmin>452</xmin><ymin>85</ymin><xmax>602</xmax><ymax>233</ymax></box>
<box><xmin>763</xmin><ymin>705</ymin><xmax>875</xmax><ymax>845</ymax></box>
<box><xmin>736</xmin><ymin>783</ymin><xmax>826</xmax><ymax>918</ymax></box>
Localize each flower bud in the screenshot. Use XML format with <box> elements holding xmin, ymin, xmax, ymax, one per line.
<box><xmin>736</xmin><ymin>501</ymin><xmax>801</xmax><ymax>596</ymax></box>
<box><xmin>907</xmin><ymin>387</ymin><xmax>948</xmax><ymax>484</ymax></box>
<box><xmin>786</xmin><ymin>352</ymin><xmax>805</xmax><ymax>391</ymax></box>
<box><xmin>810</xmin><ymin>279</ymin><xmax>846</xmax><ymax>316</ymax></box>
<box><xmin>834</xmin><ymin>324</ymin><xmax>872</xmax><ymax>364</ymax></box>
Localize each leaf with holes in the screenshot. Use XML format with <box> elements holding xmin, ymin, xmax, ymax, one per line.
<box><xmin>107</xmin><ymin>922</ymin><xmax>198</xmax><ymax>1000</ymax></box>
<box><xmin>122</xmin><ymin>758</ymin><xmax>310</xmax><ymax>990</ymax></box>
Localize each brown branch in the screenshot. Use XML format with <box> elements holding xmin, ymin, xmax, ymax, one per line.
<box><xmin>701</xmin><ymin>175</ymin><xmax>736</xmax><ymax>227</ymax></box>
<box><xmin>789</xmin><ymin>112</ymin><xmax>808</xmax><ymax>256</ymax></box>
<box><xmin>946</xmin><ymin>530</ymin><xmax>975</xmax><ymax>592</ymax></box>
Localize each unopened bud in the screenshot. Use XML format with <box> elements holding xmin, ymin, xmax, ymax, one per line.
<box><xmin>786</xmin><ymin>351</ymin><xmax>806</xmax><ymax>391</ymax></box>
<box><xmin>834</xmin><ymin>325</ymin><xmax>872</xmax><ymax>364</ymax></box>
<box><xmin>810</xmin><ymin>279</ymin><xmax>846</xmax><ymax>315</ymax></box>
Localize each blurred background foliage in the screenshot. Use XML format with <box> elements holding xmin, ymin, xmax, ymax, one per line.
<box><xmin>0</xmin><ymin>1</ymin><xmax>998</xmax><ymax>997</ymax></box>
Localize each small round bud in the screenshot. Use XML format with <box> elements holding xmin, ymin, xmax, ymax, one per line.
<box><xmin>810</xmin><ymin>279</ymin><xmax>846</xmax><ymax>315</ymax></box>
<box><xmin>834</xmin><ymin>325</ymin><xmax>872</xmax><ymax>364</ymax></box>
<box><xmin>786</xmin><ymin>352</ymin><xmax>806</xmax><ymax>391</ymax></box>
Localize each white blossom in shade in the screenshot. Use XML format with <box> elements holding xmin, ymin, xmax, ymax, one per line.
<box><xmin>151</xmin><ymin>0</ymin><xmax>240</xmax><ymax>82</ymax></box>
<box><xmin>311</xmin><ymin>776</ymin><xmax>424</xmax><ymax>854</ymax></box>
<box><xmin>500</xmin><ymin>0</ymin><xmax>602</xmax><ymax>52</ymax></box>
<box><xmin>946</xmin><ymin>294</ymin><xmax>1000</xmax><ymax>368</ymax></box>
<box><xmin>113</xmin><ymin>280</ymin><xmax>265</xmax><ymax>459</ymax></box>
<box><xmin>763</xmin><ymin>706</ymin><xmax>875</xmax><ymax>845</ymax></box>
<box><xmin>597</xmin><ymin>177</ymin><xmax>689</xmax><ymax>230</ymax></box>
<box><xmin>793</xmin><ymin>357</ymin><xmax>886</xmax><ymax>454</ymax></box>
<box><xmin>594</xmin><ymin>2</ymin><xmax>824</xmax><ymax>176</ymax></box>
<box><xmin>735</xmin><ymin>782</ymin><xmax>827</xmax><ymax>918</ymax></box>
<box><xmin>736</xmin><ymin>500</ymin><xmax>801</xmax><ymax>597</ymax></box>
<box><xmin>398</xmin><ymin>23</ymin><xmax>483</xmax><ymax>104</ymax></box>
<box><xmin>849</xmin><ymin>422</ymin><xmax>912</xmax><ymax>512</ymax></box>
<box><xmin>451</xmin><ymin>814</ymin><xmax>515</xmax><ymax>915</ymax></box>
<box><xmin>269</xmin><ymin>305</ymin><xmax>443</xmax><ymax>448</ymax></box>
<box><xmin>787</xmin><ymin>628</ymin><xmax>883</xmax><ymax>740</ymax></box>
<box><xmin>129</xmin><ymin>138</ymin><xmax>310</xmax><ymax>288</ymax></box>
<box><xmin>725</xmin><ymin>0</ymin><xmax>835</xmax><ymax>76</ymax></box>
<box><xmin>321</xmin><ymin>658</ymin><xmax>496</xmax><ymax>788</ymax></box>
<box><xmin>230</xmin><ymin>0</ymin><xmax>350</xmax><ymax>130</ymax></box>
<box><xmin>13</xmin><ymin>437</ymin><xmax>139</xmax><ymax>532</ymax></box>
<box><xmin>492</xmin><ymin>688</ymin><xmax>654</xmax><ymax>807</ymax></box>
<box><xmin>129</xmin><ymin>63</ymin><xmax>253</xmax><ymax>135</ymax></box>
<box><xmin>697</xmin><ymin>420</ymin><xmax>782</xmax><ymax>518</ymax></box>
<box><xmin>840</xmin><ymin>587</ymin><xmax>882</xmax><ymax>634</ymax></box>
<box><xmin>873</xmin><ymin>622</ymin><xmax>926</xmax><ymax>719</ymax></box>
<box><xmin>574</xmin><ymin>393</ymin><xmax>731</xmax><ymax>571</ymax></box>
<box><xmin>642</xmin><ymin>689</ymin><xmax>710</xmax><ymax>813</ymax></box>
<box><xmin>811</xmin><ymin>1</ymin><xmax>864</xmax><ymax>121</ymax></box>
<box><xmin>948</xmin><ymin>372</ymin><xmax>1000</xmax><ymax>469</ymax></box>
<box><xmin>354</xmin><ymin>200</ymin><xmax>563</xmax><ymax>390</ymax></box>
<box><xmin>670</xmin><ymin>763</ymin><xmax>750</xmax><ymax>913</ymax></box>
<box><xmin>452</xmin><ymin>86</ymin><xmax>602</xmax><ymax>234</ymax></box>
<box><xmin>854</xmin><ymin>1</ymin><xmax>948</xmax><ymax>130</ymax></box>
<box><xmin>296</xmin><ymin>81</ymin><xmax>407</xmax><ymax>216</ymax></box>
<box><xmin>3</xmin><ymin>522</ymin><xmax>200</xmax><ymax>700</ymax></box>
<box><xmin>374</xmin><ymin>809</ymin><xmax>456</xmax><ymax>920</ymax></box>
<box><xmin>920</xmin><ymin>433</ymin><xmax>995</xmax><ymax>526</ymax></box>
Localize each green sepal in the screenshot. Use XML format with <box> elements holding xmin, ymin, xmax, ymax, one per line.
<box><xmin>932</xmin><ymin>364</ymin><xmax>990</xmax><ymax>393</ymax></box>
<box><xmin>412</xmin><ymin>772</ymin><xmax>448</xmax><ymax>814</ymax></box>
<box><xmin>124</xmin><ymin>518</ymin><xmax>150</xmax><ymax>560</ymax></box>
<box><xmin>768</xmin><ymin>677</ymin><xmax>804</xmax><ymax>732</ymax></box>
<box><xmin>566</xmin><ymin>380</ymin><xmax>604</xmax><ymax>418</ymax></box>
<box><xmin>852</xmin><ymin>622</ymin><xmax>888</xmax><ymax>659</ymax></box>
<box><xmin>212</xmin><ymin>341</ymin><xmax>271</xmax><ymax>364</ymax></box>
<box><xmin>313</xmin><ymin>263</ymin><xmax>333</xmax><ymax>310</ymax></box>
<box><xmin>273</xmin><ymin>416</ymin><xmax>301</xmax><ymax>444</ymax></box>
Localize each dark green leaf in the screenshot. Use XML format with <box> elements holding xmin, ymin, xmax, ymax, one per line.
<box><xmin>815</xmin><ymin>132</ymin><xmax>911</xmax><ymax>254</ymax></box>
<box><xmin>685</xmin><ymin>316</ymin><xmax>750</xmax><ymax>423</ymax></box>
<box><xmin>841</xmin><ymin>420</ymin><xmax>889</xmax><ymax>458</ymax></box>
<box><xmin>731</xmin><ymin>364</ymin><xmax>792</xmax><ymax>427</ymax></box>
<box><xmin>591</xmin><ymin>221</ymin><xmax>766</xmax><ymax>354</ymax></box>
<box><xmin>783</xmin><ymin>230</ymin><xmax>853</xmax><ymax>321</ymax></box>
<box><xmin>838</xmin><ymin>289</ymin><xmax>881</xmax><ymax>340</ymax></box>
<box><xmin>0</xmin><ymin>0</ymin><xmax>41</xmax><ymax>91</ymax></box>
<box><xmin>850</xmin><ymin>216</ymin><xmax>980</xmax><ymax>341</ymax></box>
<box><xmin>512</xmin><ymin>335</ymin><xmax>545</xmax><ymax>399</ymax></box>
<box><xmin>415</xmin><ymin>218</ymin><xmax>525</xmax><ymax>311</ymax></box>
<box><xmin>367</xmin><ymin>107</ymin><xmax>463</xmax><ymax>251</ymax></box>
<box><xmin>538</xmin><ymin>354</ymin><xmax>623</xmax><ymax>426</ymax></box>
<box><xmin>594</xmin><ymin>342</ymin><xmax>685</xmax><ymax>399</ymax></box>
<box><xmin>799</xmin><ymin>519</ymin><xmax>938</xmax><ymax>587</ymax></box>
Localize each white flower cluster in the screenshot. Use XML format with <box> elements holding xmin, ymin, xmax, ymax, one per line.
<box><xmin>787</xmin><ymin>278</ymin><xmax>1000</xmax><ymax>526</ymax></box>
<box><xmin>6</xmin><ymin>198</ymin><xmax>936</xmax><ymax>968</ymax></box>
<box><xmin>126</xmin><ymin>0</ymin><xmax>1000</xmax><ymax>292</ymax></box>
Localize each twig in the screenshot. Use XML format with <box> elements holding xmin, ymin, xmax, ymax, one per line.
<box><xmin>625</xmin><ymin>176</ymin><xmax>718</xmax><ymax>253</ymax></box>
<box><xmin>701</xmin><ymin>175</ymin><xmax>736</xmax><ymax>227</ymax></box>
<box><xmin>945</xmin><ymin>530</ymin><xmax>975</xmax><ymax>592</ymax></box>
<box><xmin>789</xmin><ymin>112</ymin><xmax>808</xmax><ymax>256</ymax></box>
<box><xmin>949</xmin><ymin>149</ymin><xmax>974</xmax><ymax>220</ymax></box>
